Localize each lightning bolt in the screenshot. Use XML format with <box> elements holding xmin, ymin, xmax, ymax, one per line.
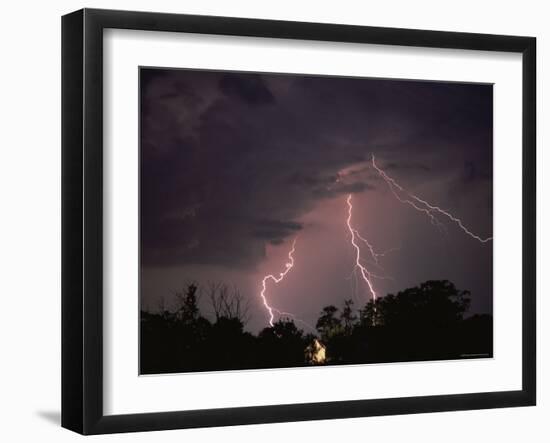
<box><xmin>354</xmin><ymin>230</ymin><xmax>400</xmax><ymax>270</ymax></box>
<box><xmin>371</xmin><ymin>155</ymin><xmax>492</xmax><ymax>243</ymax></box>
<box><xmin>271</xmin><ymin>308</ymin><xmax>316</xmax><ymax>332</ymax></box>
<box><xmin>259</xmin><ymin>239</ymin><xmax>298</xmax><ymax>327</ymax></box>
<box><xmin>345</xmin><ymin>194</ymin><xmax>380</xmax><ymax>304</ymax></box>
<box><xmin>257</xmin><ymin>155</ymin><xmax>488</xmax><ymax>330</ymax></box>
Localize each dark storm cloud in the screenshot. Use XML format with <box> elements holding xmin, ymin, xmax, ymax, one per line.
<box><xmin>140</xmin><ymin>68</ymin><xmax>492</xmax><ymax>269</ymax></box>
<box><xmin>382</xmin><ymin>161</ymin><xmax>431</xmax><ymax>173</ymax></box>
<box><xmin>312</xmin><ymin>181</ymin><xmax>375</xmax><ymax>199</ymax></box>
<box><xmin>219</xmin><ymin>73</ymin><xmax>275</xmax><ymax>105</ymax></box>
<box><xmin>446</xmin><ymin>159</ymin><xmax>493</xmax><ymax>214</ymax></box>
<box><xmin>286</xmin><ymin>171</ymin><xmax>338</xmax><ymax>187</ymax></box>
<box><xmin>252</xmin><ymin>219</ymin><xmax>303</xmax><ymax>244</ymax></box>
<box><xmin>286</xmin><ymin>171</ymin><xmax>375</xmax><ymax>198</ymax></box>
<box><xmin>460</xmin><ymin>160</ymin><xmax>492</xmax><ymax>184</ymax></box>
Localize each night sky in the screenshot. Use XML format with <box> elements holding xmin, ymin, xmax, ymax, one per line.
<box><xmin>140</xmin><ymin>67</ymin><xmax>493</xmax><ymax>333</ymax></box>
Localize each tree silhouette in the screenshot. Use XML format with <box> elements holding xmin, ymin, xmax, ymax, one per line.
<box><xmin>341</xmin><ymin>299</ymin><xmax>357</xmax><ymax>334</ymax></box>
<box><xmin>360</xmin><ymin>280</ymin><xmax>470</xmax><ymax>328</ymax></box>
<box><xmin>257</xmin><ymin>319</ymin><xmax>308</xmax><ymax>368</ymax></box>
<box><xmin>140</xmin><ymin>279</ymin><xmax>492</xmax><ymax>374</ymax></box>
<box><xmin>207</xmin><ymin>282</ymin><xmax>251</xmax><ymax>324</ymax></box>
<box><xmin>316</xmin><ymin>305</ymin><xmax>342</xmax><ymax>342</ymax></box>
<box><xmin>175</xmin><ymin>283</ymin><xmax>200</xmax><ymax>323</ymax></box>
<box><xmin>349</xmin><ymin>280</ymin><xmax>483</xmax><ymax>364</ymax></box>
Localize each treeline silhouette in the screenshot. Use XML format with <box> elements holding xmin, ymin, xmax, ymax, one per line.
<box><xmin>140</xmin><ymin>280</ymin><xmax>492</xmax><ymax>374</ymax></box>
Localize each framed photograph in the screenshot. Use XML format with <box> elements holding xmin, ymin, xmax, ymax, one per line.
<box><xmin>62</xmin><ymin>8</ymin><xmax>536</xmax><ymax>435</ymax></box>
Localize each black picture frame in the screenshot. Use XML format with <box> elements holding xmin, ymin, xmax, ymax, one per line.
<box><xmin>62</xmin><ymin>8</ymin><xmax>536</xmax><ymax>435</ymax></box>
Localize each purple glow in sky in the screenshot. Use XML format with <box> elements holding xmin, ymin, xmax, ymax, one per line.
<box><xmin>140</xmin><ymin>68</ymin><xmax>493</xmax><ymax>333</ymax></box>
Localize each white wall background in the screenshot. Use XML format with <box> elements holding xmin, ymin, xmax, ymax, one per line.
<box><xmin>0</xmin><ymin>0</ymin><xmax>546</xmax><ymax>441</ymax></box>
